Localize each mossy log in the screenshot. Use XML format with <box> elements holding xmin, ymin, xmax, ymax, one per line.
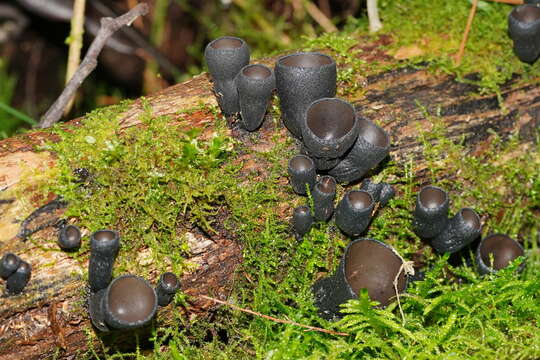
<box><xmin>0</xmin><ymin>51</ymin><xmax>538</xmax><ymax>359</ymax></box>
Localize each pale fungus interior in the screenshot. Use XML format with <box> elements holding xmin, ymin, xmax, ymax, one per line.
<box><xmin>461</xmin><ymin>208</ymin><xmax>480</xmax><ymax>230</ymax></box>
<box><xmin>211</xmin><ymin>37</ymin><xmax>243</xmax><ymax>49</ymax></box>
<box><xmin>243</xmin><ymin>65</ymin><xmax>271</xmax><ymax>80</ymax></box>
<box><xmin>357</xmin><ymin>119</ymin><xmax>389</xmax><ymax>148</ymax></box>
<box><xmin>108</xmin><ymin>276</ymin><xmax>156</xmax><ymax>323</ymax></box>
<box><xmin>480</xmin><ymin>235</ymin><xmax>524</xmax><ymax>270</ymax></box>
<box><xmin>345</xmin><ymin>240</ymin><xmax>406</xmax><ymax>307</ymax></box>
<box><xmin>280</xmin><ymin>53</ymin><xmax>332</xmax><ymax>67</ymax></box>
<box><xmin>290</xmin><ymin>155</ymin><xmax>313</xmax><ymax>171</ymax></box>
<box><xmin>347</xmin><ymin>191</ymin><xmax>372</xmax><ymax>210</ymax></box>
<box><xmin>512</xmin><ymin>5</ymin><xmax>540</xmax><ymax>23</ymax></box>
<box><xmin>419</xmin><ymin>187</ymin><xmax>446</xmax><ymax>209</ymax></box>
<box><xmin>306</xmin><ymin>99</ymin><xmax>355</xmax><ymax>141</ymax></box>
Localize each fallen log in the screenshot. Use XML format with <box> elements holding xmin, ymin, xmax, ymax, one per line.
<box><xmin>0</xmin><ymin>47</ymin><xmax>538</xmax><ymax>358</ymax></box>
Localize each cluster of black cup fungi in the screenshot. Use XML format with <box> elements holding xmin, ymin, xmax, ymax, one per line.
<box><xmin>3</xmin><ymin>224</ymin><xmax>179</xmax><ymax>335</ymax></box>
<box><xmin>508</xmin><ymin>1</ymin><xmax>540</xmax><ymax>63</ymax></box>
<box><xmin>205</xmin><ymin>35</ymin><xmax>528</xmax><ymax>320</ymax></box>
<box><xmin>85</xmin><ymin>229</ymin><xmax>180</xmax><ymax>332</ymax></box>
<box><xmin>0</xmin><ymin>253</ymin><xmax>31</xmax><ymax>294</ymax></box>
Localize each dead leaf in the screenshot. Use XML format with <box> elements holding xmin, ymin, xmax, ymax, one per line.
<box><xmin>393</xmin><ymin>45</ymin><xmax>424</xmax><ymax>60</ymax></box>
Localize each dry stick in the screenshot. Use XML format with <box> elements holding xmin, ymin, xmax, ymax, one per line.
<box><xmin>392</xmin><ymin>256</ymin><xmax>415</xmax><ymax>325</ymax></box>
<box><xmin>38</xmin><ymin>3</ymin><xmax>149</xmax><ymax>129</ymax></box>
<box><xmin>455</xmin><ymin>0</ymin><xmax>479</xmax><ymax>66</ymax></box>
<box><xmin>198</xmin><ymin>295</ymin><xmax>350</xmax><ymax>337</ymax></box>
<box><xmin>486</xmin><ymin>0</ymin><xmax>523</xmax><ymax>4</ymax></box>
<box><xmin>303</xmin><ymin>0</ymin><xmax>338</xmax><ymax>33</ymax></box>
<box><xmin>63</xmin><ymin>0</ymin><xmax>86</xmax><ymax>117</ymax></box>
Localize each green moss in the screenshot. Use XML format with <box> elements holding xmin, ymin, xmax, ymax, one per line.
<box><xmin>35</xmin><ymin>3</ymin><xmax>540</xmax><ymax>357</ymax></box>
<box><xmin>380</xmin><ymin>0</ymin><xmax>540</xmax><ymax>94</ymax></box>
<box><xmin>43</xmin><ymin>102</ymin><xmax>238</xmax><ymax>278</ymax></box>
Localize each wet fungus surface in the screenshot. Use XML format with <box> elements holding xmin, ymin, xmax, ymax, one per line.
<box><xmin>478</xmin><ymin>234</ymin><xmax>525</xmax><ymax>273</ymax></box>
<box><xmin>242</xmin><ymin>64</ymin><xmax>272</xmax><ymax>79</ymax></box>
<box><xmin>0</xmin><ymin>253</ymin><xmax>21</xmax><ymax>280</ymax></box>
<box><xmin>210</xmin><ymin>37</ymin><xmax>243</xmax><ymax>49</ymax></box>
<box><xmin>104</xmin><ymin>275</ymin><xmax>158</xmax><ymax>329</ymax></box>
<box><xmin>58</xmin><ymin>224</ymin><xmax>82</xmax><ymax>251</ymax></box>
<box><xmin>279</xmin><ymin>53</ymin><xmax>333</xmax><ymax>68</ymax></box>
<box><xmin>357</xmin><ymin>118</ymin><xmax>390</xmax><ymax>149</ymax></box>
<box><xmin>344</xmin><ymin>240</ymin><xmax>407</xmax><ymax>307</ymax></box>
<box><xmin>512</xmin><ymin>4</ymin><xmax>540</xmax><ymax>23</ymax></box>
<box><xmin>419</xmin><ymin>186</ymin><xmax>447</xmax><ymax>209</ymax></box>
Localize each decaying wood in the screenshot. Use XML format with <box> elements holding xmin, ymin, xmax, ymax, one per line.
<box><xmin>0</xmin><ymin>41</ymin><xmax>539</xmax><ymax>358</ymax></box>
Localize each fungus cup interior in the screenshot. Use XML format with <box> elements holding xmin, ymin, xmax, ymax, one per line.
<box><xmin>211</xmin><ymin>37</ymin><xmax>242</xmax><ymax>49</ymax></box>
<box><xmin>358</xmin><ymin>119</ymin><xmax>389</xmax><ymax>148</ymax></box>
<box><xmin>294</xmin><ymin>206</ymin><xmax>310</xmax><ymax>216</ymax></box>
<box><xmin>243</xmin><ymin>65</ymin><xmax>271</xmax><ymax>80</ymax></box>
<box><xmin>280</xmin><ymin>53</ymin><xmax>332</xmax><ymax>68</ymax></box>
<box><xmin>65</xmin><ymin>226</ymin><xmax>80</xmax><ymax>241</ymax></box>
<box><xmin>480</xmin><ymin>235</ymin><xmax>524</xmax><ymax>270</ymax></box>
<box><xmin>419</xmin><ymin>186</ymin><xmax>446</xmax><ymax>209</ymax></box>
<box><xmin>317</xmin><ymin>176</ymin><xmax>336</xmax><ymax>194</ymax></box>
<box><xmin>461</xmin><ymin>208</ymin><xmax>480</xmax><ymax>229</ymax></box>
<box><xmin>162</xmin><ymin>272</ymin><xmax>179</xmax><ymax>289</ymax></box>
<box><xmin>108</xmin><ymin>276</ymin><xmax>156</xmax><ymax>324</ymax></box>
<box><xmin>347</xmin><ymin>191</ymin><xmax>372</xmax><ymax>210</ymax></box>
<box><xmin>345</xmin><ymin>240</ymin><xmax>406</xmax><ymax>306</ymax></box>
<box><xmin>306</xmin><ymin>99</ymin><xmax>355</xmax><ymax>141</ymax></box>
<box><xmin>289</xmin><ymin>155</ymin><xmax>313</xmax><ymax>172</ymax></box>
<box><xmin>512</xmin><ymin>5</ymin><xmax>540</xmax><ymax>23</ymax></box>
<box><xmin>94</xmin><ymin>230</ymin><xmax>115</xmax><ymax>242</ymax></box>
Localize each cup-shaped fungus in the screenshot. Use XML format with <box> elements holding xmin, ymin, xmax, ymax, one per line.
<box><xmin>58</xmin><ymin>224</ymin><xmax>82</xmax><ymax>251</ymax></box>
<box><xmin>156</xmin><ymin>272</ymin><xmax>181</xmax><ymax>307</ymax></box>
<box><xmin>6</xmin><ymin>260</ymin><xmax>31</xmax><ymax>294</ymax></box>
<box><xmin>328</xmin><ymin>118</ymin><xmax>390</xmax><ymax>183</ymax></box>
<box><xmin>312</xmin><ymin>175</ymin><xmax>337</xmax><ymax>222</ymax></box>
<box><xmin>302</xmin><ymin>98</ymin><xmax>359</xmax><ymax>159</ymax></box>
<box><xmin>102</xmin><ymin>275</ymin><xmax>158</xmax><ymax>330</ymax></box>
<box><xmin>413</xmin><ymin>186</ymin><xmax>449</xmax><ymax>239</ymax></box>
<box><xmin>335</xmin><ymin>190</ymin><xmax>374</xmax><ymax>237</ymax></box>
<box><xmin>275</xmin><ymin>52</ymin><xmax>336</xmax><ymax>138</ymax></box>
<box><xmin>88</xmin><ymin>229</ymin><xmax>120</xmax><ymax>293</ymax></box>
<box><xmin>360</xmin><ymin>178</ymin><xmax>395</xmax><ymax>206</ymax></box>
<box><xmin>292</xmin><ymin>206</ymin><xmax>314</xmax><ymax>238</ymax></box>
<box><xmin>204</xmin><ymin>36</ymin><xmax>250</xmax><ymax>115</ymax></box>
<box><xmin>476</xmin><ymin>234</ymin><xmax>525</xmax><ymax>275</ymax></box>
<box><xmin>0</xmin><ymin>253</ymin><xmax>21</xmax><ymax>280</ymax></box>
<box><xmin>300</xmin><ymin>145</ymin><xmax>340</xmax><ymax>171</ymax></box>
<box><xmin>508</xmin><ymin>4</ymin><xmax>540</xmax><ymax>63</ymax></box>
<box><xmin>287</xmin><ymin>154</ymin><xmax>316</xmax><ymax>195</ymax></box>
<box><xmin>312</xmin><ymin>238</ymin><xmax>407</xmax><ymax>320</ymax></box>
<box><xmin>236</xmin><ymin>64</ymin><xmax>276</xmax><ymax>131</ymax></box>
<box><xmin>431</xmin><ymin>208</ymin><xmax>482</xmax><ymax>254</ymax></box>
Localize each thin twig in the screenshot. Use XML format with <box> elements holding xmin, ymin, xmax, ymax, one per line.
<box><xmin>64</xmin><ymin>0</ymin><xmax>86</xmax><ymax>116</ymax></box>
<box><xmin>455</xmin><ymin>0</ymin><xmax>479</xmax><ymax>66</ymax></box>
<box><xmin>198</xmin><ymin>295</ymin><xmax>349</xmax><ymax>336</ymax></box>
<box><xmin>485</xmin><ymin>0</ymin><xmax>522</xmax><ymax>4</ymax></box>
<box><xmin>303</xmin><ymin>0</ymin><xmax>338</xmax><ymax>33</ymax></box>
<box><xmin>38</xmin><ymin>3</ymin><xmax>149</xmax><ymax>129</ymax></box>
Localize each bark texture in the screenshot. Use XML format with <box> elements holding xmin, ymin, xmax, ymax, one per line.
<box><xmin>0</xmin><ymin>48</ymin><xmax>538</xmax><ymax>358</ymax></box>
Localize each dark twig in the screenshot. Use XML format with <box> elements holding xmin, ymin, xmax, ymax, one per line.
<box><xmin>17</xmin><ymin>198</ymin><xmax>67</xmax><ymax>240</ymax></box>
<box><xmin>38</xmin><ymin>3</ymin><xmax>149</xmax><ymax>129</ymax></box>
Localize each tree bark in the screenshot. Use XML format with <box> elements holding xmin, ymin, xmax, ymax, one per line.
<box><xmin>0</xmin><ymin>52</ymin><xmax>538</xmax><ymax>358</ymax></box>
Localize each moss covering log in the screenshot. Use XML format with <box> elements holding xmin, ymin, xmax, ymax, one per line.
<box><xmin>0</xmin><ymin>40</ymin><xmax>538</xmax><ymax>358</ymax></box>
